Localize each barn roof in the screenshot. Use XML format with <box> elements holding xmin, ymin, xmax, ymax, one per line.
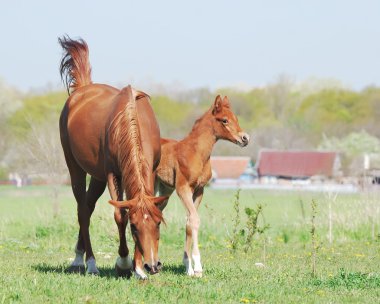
<box><xmin>256</xmin><ymin>150</ymin><xmax>336</xmax><ymax>178</ymax></box>
<box><xmin>210</xmin><ymin>156</ymin><xmax>251</xmax><ymax>179</ymax></box>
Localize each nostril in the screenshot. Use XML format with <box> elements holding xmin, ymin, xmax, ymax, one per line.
<box><xmin>144</xmin><ymin>263</ymin><xmax>151</xmax><ymax>272</ymax></box>
<box><xmin>242</xmin><ymin>135</ymin><xmax>248</xmax><ymax>143</ymax></box>
<box><xmin>157</xmin><ymin>261</ymin><xmax>163</xmax><ymax>271</ymax></box>
<box><xmin>151</xmin><ymin>266</ymin><xmax>158</xmax><ymax>274</ymax></box>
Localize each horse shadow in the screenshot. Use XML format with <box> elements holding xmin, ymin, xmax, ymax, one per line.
<box><xmin>32</xmin><ymin>263</ymin><xmax>116</xmax><ymax>279</ymax></box>
<box><xmin>33</xmin><ymin>262</ymin><xmax>185</xmax><ymax>278</ymax></box>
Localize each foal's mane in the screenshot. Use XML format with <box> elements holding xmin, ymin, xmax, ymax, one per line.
<box><xmin>190</xmin><ymin>108</ymin><xmax>213</xmax><ymax>133</ymax></box>
<box><xmin>109</xmin><ymin>86</ymin><xmax>163</xmax><ymax>221</ymax></box>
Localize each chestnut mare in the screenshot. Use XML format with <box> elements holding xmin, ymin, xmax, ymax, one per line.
<box><xmin>155</xmin><ymin>95</ymin><xmax>250</xmax><ymax>277</ymax></box>
<box><xmin>58</xmin><ymin>36</ymin><xmax>166</xmax><ymax>279</ymax></box>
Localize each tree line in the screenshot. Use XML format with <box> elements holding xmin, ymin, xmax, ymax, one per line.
<box><xmin>1</xmin><ymin>76</ymin><xmax>380</xmax><ymax>180</ymax></box>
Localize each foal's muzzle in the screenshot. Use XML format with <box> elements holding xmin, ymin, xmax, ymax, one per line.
<box><xmin>237</xmin><ymin>132</ymin><xmax>250</xmax><ymax>147</ymax></box>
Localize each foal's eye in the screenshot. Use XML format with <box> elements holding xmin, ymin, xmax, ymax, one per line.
<box><xmin>157</xmin><ymin>221</ymin><xmax>161</xmax><ymax>227</ymax></box>
<box><xmin>222</xmin><ymin>118</ymin><xmax>228</xmax><ymax>124</ymax></box>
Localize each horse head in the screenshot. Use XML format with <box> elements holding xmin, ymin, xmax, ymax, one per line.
<box><xmin>211</xmin><ymin>95</ymin><xmax>250</xmax><ymax>147</ymax></box>
<box><xmin>109</xmin><ymin>195</ymin><xmax>167</xmax><ymax>276</ymax></box>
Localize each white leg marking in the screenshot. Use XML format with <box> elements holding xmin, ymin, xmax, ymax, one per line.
<box><xmin>192</xmin><ymin>254</ymin><xmax>202</xmax><ymax>274</ymax></box>
<box><xmin>134</xmin><ymin>266</ymin><xmax>148</xmax><ymax>280</ymax></box>
<box><xmin>71</xmin><ymin>248</ymin><xmax>84</xmax><ymax>267</ymax></box>
<box><xmin>183</xmin><ymin>256</ymin><xmax>194</xmax><ymax>276</ymax></box>
<box><xmin>116</xmin><ymin>256</ymin><xmax>133</xmax><ymax>270</ymax></box>
<box><xmin>86</xmin><ymin>257</ymin><xmax>99</xmax><ymax>275</ymax></box>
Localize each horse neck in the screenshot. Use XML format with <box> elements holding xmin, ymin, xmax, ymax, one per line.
<box><xmin>110</xmin><ymin>96</ymin><xmax>150</xmax><ymax>200</ymax></box>
<box><xmin>183</xmin><ymin>111</ymin><xmax>217</xmax><ymax>162</ymax></box>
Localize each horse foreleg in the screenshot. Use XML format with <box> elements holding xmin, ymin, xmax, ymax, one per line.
<box><xmin>108</xmin><ymin>173</ymin><xmax>133</xmax><ymax>278</ymax></box>
<box><xmin>177</xmin><ymin>185</ymin><xmax>201</xmax><ymax>277</ymax></box>
<box><xmin>133</xmin><ymin>244</ymin><xmax>148</xmax><ymax>280</ymax></box>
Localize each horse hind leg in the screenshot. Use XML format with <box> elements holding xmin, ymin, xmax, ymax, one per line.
<box><xmin>66</xmin><ymin>164</ymin><xmax>104</xmax><ymax>275</ymax></box>
<box><xmin>63</xmin><ymin>151</ymin><xmax>87</xmax><ymax>275</ymax></box>
<box><xmin>108</xmin><ymin>173</ymin><xmax>133</xmax><ymax>278</ymax></box>
<box><xmin>81</xmin><ymin>177</ymin><xmax>106</xmax><ymax>275</ymax></box>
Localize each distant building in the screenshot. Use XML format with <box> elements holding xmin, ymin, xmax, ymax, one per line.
<box><xmin>210</xmin><ymin>156</ymin><xmax>252</xmax><ymax>180</ymax></box>
<box><xmin>256</xmin><ymin>150</ymin><xmax>338</xmax><ymax>179</ymax></box>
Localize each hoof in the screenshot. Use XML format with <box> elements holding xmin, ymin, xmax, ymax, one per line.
<box><xmin>65</xmin><ymin>265</ymin><xmax>85</xmax><ymax>275</ymax></box>
<box><xmin>194</xmin><ymin>271</ymin><xmax>203</xmax><ymax>278</ymax></box>
<box><xmin>87</xmin><ymin>269</ymin><xmax>100</xmax><ymax>276</ymax></box>
<box><xmin>115</xmin><ymin>263</ymin><xmax>132</xmax><ymax>279</ymax></box>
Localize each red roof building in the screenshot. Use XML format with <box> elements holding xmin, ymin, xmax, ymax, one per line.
<box><xmin>210</xmin><ymin>156</ymin><xmax>251</xmax><ymax>179</ymax></box>
<box><xmin>256</xmin><ymin>150</ymin><xmax>337</xmax><ymax>178</ymax></box>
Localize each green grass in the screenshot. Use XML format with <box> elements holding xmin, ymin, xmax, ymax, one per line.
<box><xmin>1</xmin><ymin>185</ymin><xmax>380</xmax><ymax>303</ymax></box>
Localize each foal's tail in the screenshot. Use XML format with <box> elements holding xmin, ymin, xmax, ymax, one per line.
<box><xmin>58</xmin><ymin>35</ymin><xmax>92</xmax><ymax>95</ymax></box>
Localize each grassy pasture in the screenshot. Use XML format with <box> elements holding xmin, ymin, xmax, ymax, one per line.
<box><xmin>0</xmin><ymin>185</ymin><xmax>380</xmax><ymax>303</ymax></box>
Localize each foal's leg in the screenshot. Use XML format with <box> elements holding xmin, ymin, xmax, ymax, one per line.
<box><xmin>191</xmin><ymin>188</ymin><xmax>204</xmax><ymax>277</ymax></box>
<box><xmin>108</xmin><ymin>173</ymin><xmax>133</xmax><ymax>278</ymax></box>
<box><xmin>177</xmin><ymin>184</ymin><xmax>201</xmax><ymax>277</ymax></box>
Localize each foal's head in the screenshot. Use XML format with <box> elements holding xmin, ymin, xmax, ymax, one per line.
<box><xmin>109</xmin><ymin>195</ymin><xmax>167</xmax><ymax>276</ymax></box>
<box><xmin>210</xmin><ymin>95</ymin><xmax>250</xmax><ymax>147</ymax></box>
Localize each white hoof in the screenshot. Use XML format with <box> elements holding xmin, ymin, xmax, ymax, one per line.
<box><xmin>86</xmin><ymin>257</ymin><xmax>99</xmax><ymax>275</ymax></box>
<box><xmin>72</xmin><ymin>248</ymin><xmax>85</xmax><ymax>267</ymax></box>
<box><xmin>116</xmin><ymin>256</ymin><xmax>133</xmax><ymax>270</ymax></box>
<box><xmin>183</xmin><ymin>257</ymin><xmax>194</xmax><ymax>276</ymax></box>
<box><xmin>134</xmin><ymin>266</ymin><xmax>148</xmax><ymax>280</ymax></box>
<box><xmin>192</xmin><ymin>254</ymin><xmax>203</xmax><ymax>274</ymax></box>
<box><xmin>194</xmin><ymin>271</ymin><xmax>203</xmax><ymax>278</ymax></box>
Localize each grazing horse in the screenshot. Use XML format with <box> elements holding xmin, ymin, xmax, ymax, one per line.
<box><xmin>154</xmin><ymin>95</ymin><xmax>250</xmax><ymax>277</ymax></box>
<box><xmin>58</xmin><ymin>36</ymin><xmax>166</xmax><ymax>279</ymax></box>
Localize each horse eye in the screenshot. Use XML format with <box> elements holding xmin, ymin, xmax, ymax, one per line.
<box><xmin>157</xmin><ymin>221</ymin><xmax>161</xmax><ymax>227</ymax></box>
<box><xmin>222</xmin><ymin>118</ymin><xmax>228</xmax><ymax>124</ymax></box>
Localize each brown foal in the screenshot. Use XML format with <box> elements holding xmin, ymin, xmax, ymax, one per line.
<box><xmin>155</xmin><ymin>95</ymin><xmax>250</xmax><ymax>277</ymax></box>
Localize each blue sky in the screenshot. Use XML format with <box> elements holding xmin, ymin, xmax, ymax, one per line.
<box><xmin>1</xmin><ymin>0</ymin><xmax>379</xmax><ymax>92</ymax></box>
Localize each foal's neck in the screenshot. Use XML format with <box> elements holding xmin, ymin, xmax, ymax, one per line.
<box><xmin>183</xmin><ymin>112</ymin><xmax>216</xmax><ymax>162</ymax></box>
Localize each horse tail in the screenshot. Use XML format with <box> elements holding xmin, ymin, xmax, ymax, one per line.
<box><xmin>58</xmin><ymin>35</ymin><xmax>92</xmax><ymax>94</ymax></box>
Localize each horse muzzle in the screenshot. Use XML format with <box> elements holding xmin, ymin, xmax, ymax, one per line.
<box><xmin>144</xmin><ymin>261</ymin><xmax>161</xmax><ymax>275</ymax></box>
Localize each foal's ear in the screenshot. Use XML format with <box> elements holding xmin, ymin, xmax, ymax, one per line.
<box><xmin>222</xmin><ymin>96</ymin><xmax>231</xmax><ymax>107</ymax></box>
<box><xmin>212</xmin><ymin>95</ymin><xmax>223</xmax><ymax>115</ymax></box>
<box><xmin>108</xmin><ymin>197</ymin><xmax>138</xmax><ymax>209</ymax></box>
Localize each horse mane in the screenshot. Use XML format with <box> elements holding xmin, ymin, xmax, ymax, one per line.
<box><xmin>109</xmin><ymin>86</ymin><xmax>163</xmax><ymax>222</ymax></box>
<box><xmin>191</xmin><ymin>108</ymin><xmax>213</xmax><ymax>133</ymax></box>
<box><xmin>58</xmin><ymin>35</ymin><xmax>92</xmax><ymax>95</ymax></box>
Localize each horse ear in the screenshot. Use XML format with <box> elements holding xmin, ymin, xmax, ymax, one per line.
<box><xmin>212</xmin><ymin>95</ymin><xmax>223</xmax><ymax>115</ymax></box>
<box><xmin>222</xmin><ymin>96</ymin><xmax>231</xmax><ymax>107</ymax></box>
<box><xmin>108</xmin><ymin>197</ymin><xmax>138</xmax><ymax>209</ymax></box>
<box><xmin>151</xmin><ymin>196</ymin><xmax>169</xmax><ymax>210</ymax></box>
